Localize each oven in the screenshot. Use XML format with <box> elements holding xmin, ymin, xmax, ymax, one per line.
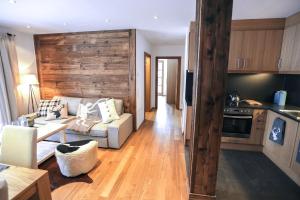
<box><xmin>222</xmin><ymin>107</ymin><xmax>253</xmax><ymax>138</ymax></box>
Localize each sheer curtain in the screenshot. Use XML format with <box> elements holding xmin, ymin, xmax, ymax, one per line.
<box><xmin>0</xmin><ymin>33</ymin><xmax>21</xmax><ymax>131</ymax></box>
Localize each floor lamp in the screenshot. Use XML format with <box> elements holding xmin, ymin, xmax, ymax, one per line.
<box><xmin>21</xmin><ymin>74</ymin><xmax>39</xmax><ymax>114</ymax></box>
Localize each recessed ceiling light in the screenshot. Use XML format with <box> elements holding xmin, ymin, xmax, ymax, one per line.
<box><xmin>26</xmin><ymin>25</ymin><xmax>31</xmax><ymax>29</ymax></box>
<box><xmin>63</xmin><ymin>22</ymin><xmax>68</xmax><ymax>26</ymax></box>
<box><xmin>9</xmin><ymin>0</ymin><xmax>16</xmax><ymax>4</ymax></box>
<box><xmin>105</xmin><ymin>19</ymin><xmax>110</xmax><ymax>23</ymax></box>
<box><xmin>153</xmin><ymin>15</ymin><xmax>159</xmax><ymax>20</ymax></box>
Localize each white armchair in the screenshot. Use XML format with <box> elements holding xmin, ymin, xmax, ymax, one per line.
<box><xmin>0</xmin><ymin>176</ymin><xmax>8</xmax><ymax>200</ymax></box>
<box><xmin>0</xmin><ymin>125</ymin><xmax>37</xmax><ymax>169</ymax></box>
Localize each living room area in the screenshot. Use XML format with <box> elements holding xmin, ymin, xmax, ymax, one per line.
<box><xmin>0</xmin><ymin>0</ymin><xmax>192</xmax><ymax>199</ymax></box>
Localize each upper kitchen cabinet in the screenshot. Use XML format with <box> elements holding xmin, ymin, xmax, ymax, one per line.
<box><xmin>228</xmin><ymin>19</ymin><xmax>285</xmax><ymax>73</ymax></box>
<box><xmin>279</xmin><ymin>12</ymin><xmax>300</xmax><ymax>73</ymax></box>
<box><xmin>187</xmin><ymin>21</ymin><xmax>196</xmax><ymax>72</ymax></box>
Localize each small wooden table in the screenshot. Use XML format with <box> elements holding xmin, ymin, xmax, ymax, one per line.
<box><xmin>0</xmin><ymin>164</ymin><xmax>52</xmax><ymax>200</ymax></box>
<box><xmin>36</xmin><ymin>123</ymin><xmax>68</xmax><ymax>165</ymax></box>
<box><xmin>37</xmin><ymin>123</ymin><xmax>68</xmax><ymax>143</ymax></box>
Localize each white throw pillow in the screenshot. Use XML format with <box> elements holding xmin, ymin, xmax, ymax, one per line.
<box><xmin>98</xmin><ymin>99</ymin><xmax>120</xmax><ymax>123</ymax></box>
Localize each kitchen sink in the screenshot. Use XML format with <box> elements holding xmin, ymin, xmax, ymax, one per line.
<box><xmin>279</xmin><ymin>109</ymin><xmax>300</xmax><ymax>119</ymax></box>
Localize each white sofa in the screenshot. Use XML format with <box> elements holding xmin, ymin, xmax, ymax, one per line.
<box><xmin>34</xmin><ymin>96</ymin><xmax>133</xmax><ymax>149</ymax></box>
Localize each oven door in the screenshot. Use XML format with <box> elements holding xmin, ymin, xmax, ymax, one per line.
<box><xmin>222</xmin><ymin>114</ymin><xmax>253</xmax><ymax>138</ymax></box>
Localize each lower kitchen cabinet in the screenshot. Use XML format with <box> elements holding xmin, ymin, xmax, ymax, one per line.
<box><xmin>263</xmin><ymin>110</ymin><xmax>300</xmax><ymax>185</ymax></box>
<box><xmin>291</xmin><ymin>126</ymin><xmax>300</xmax><ymax>179</ymax></box>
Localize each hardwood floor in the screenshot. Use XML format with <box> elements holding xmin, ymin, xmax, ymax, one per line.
<box><xmin>40</xmin><ymin>96</ymin><xmax>189</xmax><ymax>200</ymax></box>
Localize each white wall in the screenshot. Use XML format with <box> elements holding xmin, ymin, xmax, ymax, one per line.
<box><xmin>0</xmin><ymin>26</ymin><xmax>38</xmax><ymax>115</ymax></box>
<box><xmin>151</xmin><ymin>45</ymin><xmax>186</xmax><ymax>109</ymax></box>
<box><xmin>136</xmin><ymin>30</ymin><xmax>152</xmax><ymax>129</ymax></box>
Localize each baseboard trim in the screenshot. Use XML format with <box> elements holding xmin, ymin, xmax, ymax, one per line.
<box><xmin>221</xmin><ymin>142</ymin><xmax>263</xmax><ymax>152</ymax></box>
<box><xmin>189</xmin><ymin>193</ymin><xmax>216</xmax><ymax>200</ymax></box>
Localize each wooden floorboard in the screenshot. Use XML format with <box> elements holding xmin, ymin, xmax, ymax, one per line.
<box><xmin>40</xmin><ymin>96</ymin><xmax>189</xmax><ymax>200</ymax></box>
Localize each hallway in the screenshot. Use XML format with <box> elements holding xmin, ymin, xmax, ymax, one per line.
<box><xmin>41</xmin><ymin>95</ymin><xmax>188</xmax><ymax>200</ymax></box>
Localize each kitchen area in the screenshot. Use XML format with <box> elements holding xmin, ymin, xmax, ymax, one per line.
<box><xmin>183</xmin><ymin>7</ymin><xmax>300</xmax><ymax>200</ymax></box>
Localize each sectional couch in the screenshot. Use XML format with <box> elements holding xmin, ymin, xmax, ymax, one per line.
<box><xmin>34</xmin><ymin>96</ymin><xmax>133</xmax><ymax>149</ymax></box>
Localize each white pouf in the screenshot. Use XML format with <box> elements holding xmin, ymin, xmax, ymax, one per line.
<box><xmin>55</xmin><ymin>140</ymin><xmax>98</xmax><ymax>177</ymax></box>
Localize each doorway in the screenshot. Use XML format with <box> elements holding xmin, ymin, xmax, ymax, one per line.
<box><xmin>144</xmin><ymin>52</ymin><xmax>151</xmax><ymax>112</ymax></box>
<box><xmin>155</xmin><ymin>57</ymin><xmax>181</xmax><ymax>110</ymax></box>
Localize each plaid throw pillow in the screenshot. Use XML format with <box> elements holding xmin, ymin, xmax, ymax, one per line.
<box><xmin>38</xmin><ymin>99</ymin><xmax>60</xmax><ymax>116</ymax></box>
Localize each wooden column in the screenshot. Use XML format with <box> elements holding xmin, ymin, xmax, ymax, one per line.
<box><xmin>189</xmin><ymin>0</ymin><xmax>233</xmax><ymax>199</ymax></box>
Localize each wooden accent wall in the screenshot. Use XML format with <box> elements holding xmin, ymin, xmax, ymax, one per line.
<box><xmin>34</xmin><ymin>29</ymin><xmax>136</xmax><ymax>123</ymax></box>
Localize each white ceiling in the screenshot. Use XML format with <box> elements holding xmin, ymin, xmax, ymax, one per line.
<box><xmin>0</xmin><ymin>0</ymin><xmax>300</xmax><ymax>45</ymax></box>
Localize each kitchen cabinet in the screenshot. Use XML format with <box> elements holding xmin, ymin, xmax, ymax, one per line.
<box><xmin>228</xmin><ymin>31</ymin><xmax>243</xmax><ymax>71</ymax></box>
<box><xmin>279</xmin><ymin>25</ymin><xmax>297</xmax><ymax>71</ymax></box>
<box><xmin>290</xmin><ymin>24</ymin><xmax>300</xmax><ymax>71</ymax></box>
<box><xmin>291</xmin><ymin>126</ymin><xmax>300</xmax><ymax>179</ymax></box>
<box><xmin>228</xmin><ymin>19</ymin><xmax>285</xmax><ymax>73</ymax></box>
<box><xmin>262</xmin><ymin>30</ymin><xmax>284</xmax><ymax>71</ymax></box>
<box><xmin>187</xmin><ymin>21</ymin><xmax>196</xmax><ymax>72</ymax></box>
<box><xmin>279</xmin><ymin>11</ymin><xmax>300</xmax><ymax>73</ymax></box>
<box><xmin>263</xmin><ymin>110</ymin><xmax>300</xmax><ymax>185</ymax></box>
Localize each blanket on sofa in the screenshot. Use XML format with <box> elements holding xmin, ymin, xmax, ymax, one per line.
<box><xmin>68</xmin><ymin>118</ymin><xmax>100</xmax><ymax>134</ymax></box>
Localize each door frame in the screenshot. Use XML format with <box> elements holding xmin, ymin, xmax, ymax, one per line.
<box><xmin>144</xmin><ymin>52</ymin><xmax>152</xmax><ymax>114</ymax></box>
<box><xmin>155</xmin><ymin>56</ymin><xmax>181</xmax><ymax>109</ymax></box>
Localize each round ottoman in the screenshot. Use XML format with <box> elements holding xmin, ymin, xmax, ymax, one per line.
<box><xmin>55</xmin><ymin>140</ymin><xmax>98</xmax><ymax>177</ymax></box>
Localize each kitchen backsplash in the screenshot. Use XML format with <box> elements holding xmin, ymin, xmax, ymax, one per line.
<box><xmin>226</xmin><ymin>74</ymin><xmax>300</xmax><ymax>107</ymax></box>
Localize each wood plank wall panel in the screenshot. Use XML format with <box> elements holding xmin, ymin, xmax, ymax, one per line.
<box><xmin>34</xmin><ymin>30</ymin><xmax>136</xmax><ymax>121</ymax></box>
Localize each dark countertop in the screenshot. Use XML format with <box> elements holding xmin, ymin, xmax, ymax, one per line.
<box><xmin>226</xmin><ymin>102</ymin><xmax>300</xmax><ymax>122</ymax></box>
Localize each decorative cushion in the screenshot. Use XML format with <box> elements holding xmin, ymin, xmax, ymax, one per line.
<box><xmin>52</xmin><ymin>96</ymin><xmax>82</xmax><ymax>116</ymax></box>
<box><xmin>114</xmin><ymin>99</ymin><xmax>124</xmax><ymax>116</ymax></box>
<box><xmin>98</xmin><ymin>99</ymin><xmax>120</xmax><ymax>124</ymax></box>
<box><xmin>45</xmin><ymin>103</ymin><xmax>68</xmax><ymax>121</ymax></box>
<box><xmin>37</xmin><ymin>99</ymin><xmax>60</xmax><ymax>116</ymax></box>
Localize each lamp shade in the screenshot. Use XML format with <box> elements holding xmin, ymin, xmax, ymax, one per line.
<box><xmin>21</xmin><ymin>74</ymin><xmax>39</xmax><ymax>85</ymax></box>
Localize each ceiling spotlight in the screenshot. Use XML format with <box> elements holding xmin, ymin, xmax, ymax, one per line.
<box><xmin>26</xmin><ymin>25</ymin><xmax>31</xmax><ymax>29</ymax></box>
<box><xmin>9</xmin><ymin>0</ymin><xmax>16</xmax><ymax>4</ymax></box>
<box><xmin>153</xmin><ymin>15</ymin><xmax>159</xmax><ymax>20</ymax></box>
<box><xmin>105</xmin><ymin>19</ymin><xmax>110</xmax><ymax>23</ymax></box>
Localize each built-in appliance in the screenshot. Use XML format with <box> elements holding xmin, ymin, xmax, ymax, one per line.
<box><xmin>185</xmin><ymin>70</ymin><xmax>194</xmax><ymax>106</ymax></box>
<box><xmin>222</xmin><ymin>107</ymin><xmax>254</xmax><ymax>138</ymax></box>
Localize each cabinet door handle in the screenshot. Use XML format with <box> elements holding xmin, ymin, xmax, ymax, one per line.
<box><xmin>237</xmin><ymin>58</ymin><xmax>242</xmax><ymax>69</ymax></box>
<box><xmin>243</xmin><ymin>59</ymin><xmax>246</xmax><ymax>69</ymax></box>
<box><xmin>277</xmin><ymin>58</ymin><xmax>282</xmax><ymax>69</ymax></box>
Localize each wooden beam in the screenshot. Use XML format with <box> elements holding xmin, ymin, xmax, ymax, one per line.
<box><xmin>189</xmin><ymin>0</ymin><xmax>233</xmax><ymax>199</ymax></box>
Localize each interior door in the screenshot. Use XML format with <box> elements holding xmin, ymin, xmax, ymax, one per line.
<box><xmin>166</xmin><ymin>59</ymin><xmax>178</xmax><ymax>105</ymax></box>
<box><xmin>145</xmin><ymin>54</ymin><xmax>151</xmax><ymax>112</ymax></box>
